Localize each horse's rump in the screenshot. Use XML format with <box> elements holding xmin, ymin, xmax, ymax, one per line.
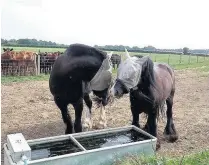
<box><xmin>154</xmin><ymin>63</ymin><xmax>175</xmax><ymax>95</ymax></box>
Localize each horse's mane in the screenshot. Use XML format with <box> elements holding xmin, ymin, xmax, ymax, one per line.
<box><xmin>136</xmin><ymin>56</ymin><xmax>165</xmax><ymax>119</ymax></box>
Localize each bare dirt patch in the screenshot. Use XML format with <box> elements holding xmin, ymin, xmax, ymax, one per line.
<box><xmin>1</xmin><ymin>69</ymin><xmax>209</xmax><ymax>161</ymax></box>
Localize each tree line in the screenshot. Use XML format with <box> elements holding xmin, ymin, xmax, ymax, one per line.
<box><xmin>1</xmin><ymin>38</ymin><xmax>209</xmax><ymax>55</ymax></box>
<box><xmin>1</xmin><ymin>38</ymin><xmax>67</xmax><ymax>48</ymax></box>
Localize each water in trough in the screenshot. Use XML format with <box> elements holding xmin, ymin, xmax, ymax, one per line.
<box><xmin>75</xmin><ymin>129</ymin><xmax>151</xmax><ymax>150</ymax></box>
<box><xmin>30</xmin><ymin>138</ymin><xmax>82</xmax><ymax>160</ymax></box>
<box><xmin>29</xmin><ymin>129</ymin><xmax>151</xmax><ymax>160</ymax></box>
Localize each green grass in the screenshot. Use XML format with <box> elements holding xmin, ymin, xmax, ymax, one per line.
<box><xmin>1</xmin><ymin>74</ymin><xmax>49</xmax><ymax>84</ymax></box>
<box><xmin>113</xmin><ymin>150</ymin><xmax>209</xmax><ymax>165</ymax></box>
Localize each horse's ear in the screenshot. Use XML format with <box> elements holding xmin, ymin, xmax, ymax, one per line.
<box><xmin>107</xmin><ymin>51</ymin><xmax>113</xmax><ymax>59</ymax></box>
<box><xmin>124</xmin><ymin>48</ymin><xmax>131</xmax><ymax>59</ymax></box>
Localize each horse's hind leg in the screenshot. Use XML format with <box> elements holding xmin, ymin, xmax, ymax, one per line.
<box><xmin>83</xmin><ymin>94</ymin><xmax>93</xmax><ymax>131</ymax></box>
<box><xmin>164</xmin><ymin>91</ymin><xmax>178</xmax><ymax>142</ymax></box>
<box><xmin>54</xmin><ymin>97</ymin><xmax>73</xmax><ymax>134</ymax></box>
<box><xmin>72</xmin><ymin>98</ymin><xmax>83</xmax><ymax>133</ymax></box>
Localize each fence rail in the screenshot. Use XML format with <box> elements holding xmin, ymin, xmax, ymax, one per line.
<box><xmin>1</xmin><ymin>53</ymin><xmax>209</xmax><ymax>77</ymax></box>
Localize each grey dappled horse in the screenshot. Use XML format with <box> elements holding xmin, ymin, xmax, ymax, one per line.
<box><xmin>111</xmin><ymin>49</ymin><xmax>178</xmax><ymax>150</ymax></box>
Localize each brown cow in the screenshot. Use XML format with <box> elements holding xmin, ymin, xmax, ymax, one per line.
<box><xmin>1</xmin><ymin>49</ymin><xmax>36</xmax><ymax>76</ymax></box>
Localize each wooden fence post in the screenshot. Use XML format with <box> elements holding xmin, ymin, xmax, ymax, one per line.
<box><xmin>35</xmin><ymin>54</ymin><xmax>37</xmax><ymax>75</ymax></box>
<box><xmin>168</xmin><ymin>54</ymin><xmax>171</xmax><ymax>64</ymax></box>
<box><xmin>189</xmin><ymin>54</ymin><xmax>191</xmax><ymax>64</ymax></box>
<box><xmin>154</xmin><ymin>54</ymin><xmax>157</xmax><ymax>62</ymax></box>
<box><xmin>179</xmin><ymin>54</ymin><xmax>182</xmax><ymax>64</ymax></box>
<box><xmin>37</xmin><ymin>55</ymin><xmax>40</xmax><ymax>75</ymax></box>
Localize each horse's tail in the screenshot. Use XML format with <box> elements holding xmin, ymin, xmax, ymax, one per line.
<box><xmin>156</xmin><ymin>101</ymin><xmax>167</xmax><ymax>122</ymax></box>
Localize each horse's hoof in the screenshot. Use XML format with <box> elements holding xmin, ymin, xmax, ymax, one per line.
<box><xmin>164</xmin><ymin>124</ymin><xmax>178</xmax><ymax>142</ymax></box>
<box><xmin>164</xmin><ymin>133</ymin><xmax>179</xmax><ymax>142</ymax></box>
<box><xmin>65</xmin><ymin>129</ymin><xmax>73</xmax><ymax>134</ymax></box>
<box><xmin>142</xmin><ymin>125</ymin><xmax>149</xmax><ymax>133</ymax></box>
<box><xmin>156</xmin><ymin>140</ymin><xmax>161</xmax><ymax>150</ymax></box>
<box><xmin>94</xmin><ymin>121</ymin><xmax>107</xmax><ymax>129</ymax></box>
<box><xmin>82</xmin><ymin>119</ymin><xmax>93</xmax><ymax>131</ymax></box>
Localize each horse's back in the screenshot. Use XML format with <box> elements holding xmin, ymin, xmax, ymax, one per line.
<box><xmin>154</xmin><ymin>62</ymin><xmax>175</xmax><ymax>79</ymax></box>
<box><xmin>49</xmin><ymin>44</ymin><xmax>105</xmax><ymax>102</ymax></box>
<box><xmin>66</xmin><ymin>44</ymin><xmax>106</xmax><ymax>59</ymax></box>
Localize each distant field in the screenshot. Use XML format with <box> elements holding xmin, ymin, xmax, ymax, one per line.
<box><xmin>1</xmin><ymin>46</ymin><xmax>66</xmax><ymax>53</ymax></box>
<box><xmin>1</xmin><ymin>46</ymin><xmax>209</xmax><ymax>70</ymax></box>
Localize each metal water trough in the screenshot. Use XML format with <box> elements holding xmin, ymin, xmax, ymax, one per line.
<box><xmin>4</xmin><ymin>125</ymin><xmax>157</xmax><ymax>165</ymax></box>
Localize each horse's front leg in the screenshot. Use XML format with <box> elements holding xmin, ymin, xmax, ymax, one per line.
<box><xmin>94</xmin><ymin>105</ymin><xmax>107</xmax><ymax>129</ymax></box>
<box><xmin>73</xmin><ymin>98</ymin><xmax>83</xmax><ymax>133</ymax></box>
<box><xmin>82</xmin><ymin>94</ymin><xmax>93</xmax><ymax>131</ymax></box>
<box><xmin>143</xmin><ymin>111</ymin><xmax>160</xmax><ymax>150</ymax></box>
<box><xmin>131</xmin><ymin>104</ymin><xmax>140</xmax><ymax>128</ymax></box>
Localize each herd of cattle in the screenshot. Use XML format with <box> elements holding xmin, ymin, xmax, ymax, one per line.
<box><xmin>1</xmin><ymin>48</ymin><xmax>122</xmax><ymax>76</ymax></box>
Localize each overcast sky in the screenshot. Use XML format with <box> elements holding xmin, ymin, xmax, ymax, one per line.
<box><xmin>1</xmin><ymin>0</ymin><xmax>209</xmax><ymax>49</ymax></box>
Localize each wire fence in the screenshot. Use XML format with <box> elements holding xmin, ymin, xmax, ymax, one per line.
<box><xmin>1</xmin><ymin>59</ymin><xmax>36</xmax><ymax>76</ymax></box>
<box><xmin>150</xmin><ymin>53</ymin><xmax>209</xmax><ymax>65</ymax></box>
<box><xmin>38</xmin><ymin>55</ymin><xmax>58</xmax><ymax>74</ymax></box>
<box><xmin>1</xmin><ymin>53</ymin><xmax>209</xmax><ymax>76</ymax></box>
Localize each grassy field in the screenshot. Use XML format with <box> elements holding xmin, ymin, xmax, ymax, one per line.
<box><xmin>1</xmin><ymin>46</ymin><xmax>209</xmax><ymax>84</ymax></box>
<box><xmin>1</xmin><ymin>46</ymin><xmax>66</xmax><ymax>53</ymax></box>
<box><xmin>113</xmin><ymin>150</ymin><xmax>209</xmax><ymax>165</ymax></box>
<box><xmin>2</xmin><ymin>46</ymin><xmax>209</xmax><ymax>65</ymax></box>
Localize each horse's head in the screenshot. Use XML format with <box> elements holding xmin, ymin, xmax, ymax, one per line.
<box><xmin>111</xmin><ymin>49</ymin><xmax>152</xmax><ymax>98</ymax></box>
<box><xmin>91</xmin><ymin>52</ymin><xmax>113</xmax><ymax>106</ymax></box>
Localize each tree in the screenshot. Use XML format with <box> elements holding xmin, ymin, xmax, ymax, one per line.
<box><xmin>183</xmin><ymin>47</ymin><xmax>189</xmax><ymax>55</ymax></box>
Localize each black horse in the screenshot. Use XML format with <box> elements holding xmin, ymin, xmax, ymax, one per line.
<box><xmin>49</xmin><ymin>44</ymin><xmax>113</xmax><ymax>134</ymax></box>
<box><xmin>110</xmin><ymin>54</ymin><xmax>121</xmax><ymax>69</ymax></box>
<box><xmin>111</xmin><ymin>49</ymin><xmax>178</xmax><ymax>150</ymax></box>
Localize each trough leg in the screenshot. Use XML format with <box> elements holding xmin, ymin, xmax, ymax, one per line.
<box><xmin>73</xmin><ymin>98</ymin><xmax>83</xmax><ymax>133</ymax></box>
<box><xmin>164</xmin><ymin>92</ymin><xmax>178</xmax><ymax>142</ymax></box>
<box><xmin>83</xmin><ymin>94</ymin><xmax>93</xmax><ymax>131</ymax></box>
<box><xmin>54</xmin><ymin>97</ymin><xmax>73</xmax><ymax>134</ymax></box>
